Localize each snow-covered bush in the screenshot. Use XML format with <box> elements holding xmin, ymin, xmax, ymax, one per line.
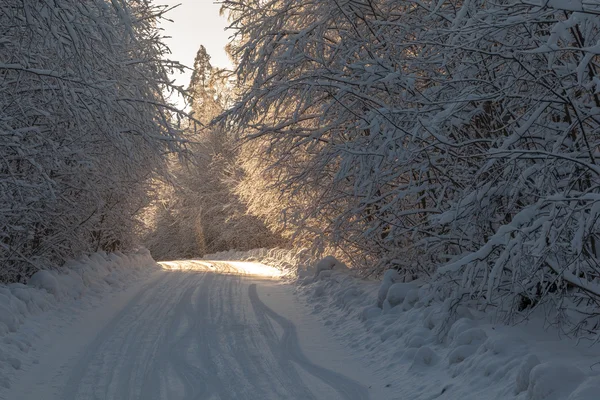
<box><xmin>314</xmin><ymin>256</ymin><xmax>348</xmax><ymax>276</ymax></box>
<box><xmin>0</xmin><ymin>1</ymin><xmax>187</xmax><ymax>281</ymax></box>
<box><xmin>385</xmin><ymin>283</ymin><xmax>419</xmax><ymax>309</ymax></box>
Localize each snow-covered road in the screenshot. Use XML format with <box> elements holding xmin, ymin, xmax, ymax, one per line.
<box><xmin>11</xmin><ymin>261</ymin><xmax>376</xmax><ymax>400</ymax></box>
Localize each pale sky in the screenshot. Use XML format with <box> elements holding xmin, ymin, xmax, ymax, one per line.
<box><xmin>157</xmin><ymin>1</ymin><xmax>232</xmax><ymax>105</ymax></box>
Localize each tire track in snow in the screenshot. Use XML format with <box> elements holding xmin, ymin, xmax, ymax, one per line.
<box><xmin>246</xmin><ymin>284</ymin><xmax>318</xmax><ymax>399</ymax></box>
<box><xmin>139</xmin><ymin>282</ymin><xmax>205</xmax><ymax>400</ymax></box>
<box><xmin>61</xmin><ymin>274</ymin><xmax>168</xmax><ymax>400</ymax></box>
<box><xmin>248</xmin><ymin>284</ymin><xmax>370</xmax><ymax>400</ymax></box>
<box><xmin>62</xmin><ymin>272</ymin><xmax>201</xmax><ymax>400</ymax></box>
<box><xmin>189</xmin><ymin>272</ymin><xmax>277</xmax><ymax>399</ymax></box>
<box><xmin>109</xmin><ymin>272</ymin><xmax>200</xmax><ymax>399</ymax></box>
<box><xmin>55</xmin><ymin>263</ymin><xmax>370</xmax><ymax>399</ymax></box>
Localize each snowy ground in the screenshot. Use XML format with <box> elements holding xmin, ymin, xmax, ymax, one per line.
<box><xmin>0</xmin><ymin>250</ymin><xmax>160</xmax><ymax>393</ymax></box>
<box><xmin>3</xmin><ymin>258</ymin><xmax>390</xmax><ymax>400</ymax></box>
<box><xmin>293</xmin><ymin>269</ymin><xmax>600</xmax><ymax>400</ymax></box>
<box><xmin>207</xmin><ymin>249</ymin><xmax>600</xmax><ymax>400</ymax></box>
<box><xmin>4</xmin><ymin>250</ymin><xmax>600</xmax><ymax>400</ymax></box>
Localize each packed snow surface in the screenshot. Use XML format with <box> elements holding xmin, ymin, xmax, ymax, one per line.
<box><xmin>3</xmin><ymin>257</ymin><xmax>383</xmax><ymax>400</ymax></box>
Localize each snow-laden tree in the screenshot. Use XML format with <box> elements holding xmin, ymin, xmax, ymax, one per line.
<box><xmin>222</xmin><ymin>0</ymin><xmax>442</xmax><ymax>268</ymax></box>
<box><xmin>188</xmin><ymin>45</ymin><xmax>233</xmax><ymax>125</ymax></box>
<box><xmin>429</xmin><ymin>0</ymin><xmax>600</xmax><ymax>335</ymax></box>
<box><xmin>0</xmin><ymin>0</ymin><xmax>187</xmax><ymax>281</ymax></box>
<box><xmin>222</xmin><ymin>0</ymin><xmax>600</xmax><ymax>335</ymax></box>
<box><xmin>141</xmin><ymin>45</ymin><xmax>283</xmax><ymax>260</ymax></box>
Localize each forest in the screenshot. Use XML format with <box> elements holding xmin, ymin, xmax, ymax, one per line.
<box><xmin>2</xmin><ymin>0</ymin><xmax>600</xmax><ymax>338</ymax></box>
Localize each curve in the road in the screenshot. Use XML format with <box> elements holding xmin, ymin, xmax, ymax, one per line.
<box><xmin>56</xmin><ymin>263</ymin><xmax>369</xmax><ymax>400</ymax></box>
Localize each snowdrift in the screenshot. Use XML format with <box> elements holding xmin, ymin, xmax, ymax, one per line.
<box><xmin>217</xmin><ymin>248</ymin><xmax>600</xmax><ymax>400</ymax></box>
<box><xmin>0</xmin><ymin>249</ymin><xmax>159</xmax><ymax>389</ymax></box>
<box><xmin>300</xmin><ymin>266</ymin><xmax>600</xmax><ymax>400</ymax></box>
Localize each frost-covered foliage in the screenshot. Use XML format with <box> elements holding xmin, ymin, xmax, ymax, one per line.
<box><xmin>141</xmin><ymin>46</ymin><xmax>283</xmax><ymax>260</ymax></box>
<box><xmin>142</xmin><ymin>132</ymin><xmax>284</xmax><ymax>260</ymax></box>
<box><xmin>0</xmin><ymin>1</ymin><xmax>187</xmax><ymax>281</ymax></box>
<box><xmin>222</xmin><ymin>0</ymin><xmax>600</xmax><ymax>335</ymax></box>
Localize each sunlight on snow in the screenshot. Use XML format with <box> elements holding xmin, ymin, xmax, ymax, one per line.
<box><xmin>226</xmin><ymin>261</ymin><xmax>283</xmax><ymax>277</ymax></box>
<box><xmin>158</xmin><ymin>260</ymin><xmax>282</xmax><ymax>278</ymax></box>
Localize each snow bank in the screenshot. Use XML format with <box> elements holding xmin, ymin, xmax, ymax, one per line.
<box><xmin>377</xmin><ymin>269</ymin><xmax>401</xmax><ymax>308</ymax></box>
<box><xmin>314</xmin><ymin>255</ymin><xmax>349</xmax><ymax>276</ymax></box>
<box><xmin>0</xmin><ymin>249</ymin><xmax>159</xmax><ymax>389</ymax></box>
<box><xmin>295</xmin><ymin>265</ymin><xmax>600</xmax><ymax>400</ymax></box>
<box><xmin>384</xmin><ymin>282</ymin><xmax>418</xmax><ymax>309</ymax></box>
<box><xmin>527</xmin><ymin>362</ymin><xmax>584</xmax><ymax>400</ymax></box>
